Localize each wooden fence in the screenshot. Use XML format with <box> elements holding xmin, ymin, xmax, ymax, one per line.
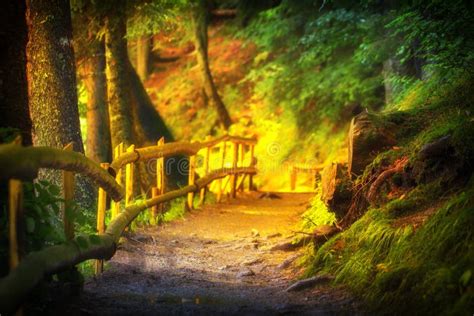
<box><xmin>0</xmin><ymin>134</ymin><xmax>257</xmax><ymax>314</ymax></box>
<box><xmin>289</xmin><ymin>164</ymin><xmax>324</xmax><ymax>191</ymax></box>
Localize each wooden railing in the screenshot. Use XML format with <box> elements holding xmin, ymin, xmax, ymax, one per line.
<box><xmin>289</xmin><ymin>164</ymin><xmax>324</xmax><ymax>191</ymax></box>
<box><xmin>0</xmin><ymin>134</ymin><xmax>257</xmax><ymax>314</ymax></box>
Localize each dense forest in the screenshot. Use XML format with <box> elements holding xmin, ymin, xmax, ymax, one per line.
<box><xmin>0</xmin><ymin>0</ymin><xmax>473</xmax><ymax>314</ymax></box>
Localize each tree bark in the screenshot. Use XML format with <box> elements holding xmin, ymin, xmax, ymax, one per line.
<box><xmin>136</xmin><ymin>36</ymin><xmax>152</xmax><ymax>82</ymax></box>
<box><xmin>26</xmin><ymin>0</ymin><xmax>94</xmax><ymax>207</ymax></box>
<box><xmin>0</xmin><ymin>0</ymin><xmax>32</xmax><ymax>145</ymax></box>
<box><xmin>104</xmin><ymin>0</ymin><xmax>135</xmax><ymax>150</ymax></box>
<box><xmin>82</xmin><ymin>24</ymin><xmax>112</xmax><ymax>162</ymax></box>
<box><xmin>192</xmin><ymin>0</ymin><xmax>232</xmax><ymax>130</ymax></box>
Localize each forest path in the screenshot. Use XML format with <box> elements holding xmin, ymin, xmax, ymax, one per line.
<box><xmin>77</xmin><ymin>192</ymin><xmax>359</xmax><ymax>315</ymax></box>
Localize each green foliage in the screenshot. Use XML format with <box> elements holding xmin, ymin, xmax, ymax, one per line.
<box><xmin>162</xmin><ymin>197</ymin><xmax>187</xmax><ymax>223</ymax></box>
<box><xmin>300</xmin><ymin>187</ymin><xmax>336</xmax><ymax>231</ymax></box>
<box><xmin>126</xmin><ymin>0</ymin><xmax>187</xmax><ymax>38</ymax></box>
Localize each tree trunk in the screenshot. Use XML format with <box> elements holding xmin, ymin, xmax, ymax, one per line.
<box><xmin>136</xmin><ymin>36</ymin><xmax>152</xmax><ymax>82</ymax></box>
<box><xmin>347</xmin><ymin>112</ymin><xmax>396</xmax><ymax>178</ymax></box>
<box><xmin>104</xmin><ymin>0</ymin><xmax>135</xmax><ymax>150</ymax></box>
<box><xmin>0</xmin><ymin>0</ymin><xmax>32</xmax><ymax>145</ymax></box>
<box><xmin>83</xmin><ymin>38</ymin><xmax>111</xmax><ymax>163</ymax></box>
<box><xmin>192</xmin><ymin>0</ymin><xmax>232</xmax><ymax>130</ymax></box>
<box><xmin>26</xmin><ymin>0</ymin><xmax>94</xmax><ymax>207</ymax></box>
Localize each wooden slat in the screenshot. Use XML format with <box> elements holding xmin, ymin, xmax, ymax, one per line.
<box><xmin>112</xmin><ymin>143</ymin><xmax>124</xmax><ymax>219</ymax></box>
<box><xmin>199</xmin><ymin>139</ymin><xmax>211</xmax><ymax>205</ymax></box>
<box><xmin>95</xmin><ymin>162</ymin><xmax>108</xmax><ymax>275</ymax></box>
<box><xmin>187</xmin><ymin>155</ymin><xmax>196</xmax><ymax>210</ymax></box>
<box><xmin>8</xmin><ymin>136</ymin><xmax>23</xmax><ymax>271</ymax></box>
<box><xmin>229</xmin><ymin>142</ymin><xmax>238</xmax><ymax>198</ymax></box>
<box><xmin>62</xmin><ymin>142</ymin><xmax>75</xmax><ymax>241</ymax></box>
<box><xmin>217</xmin><ymin>141</ymin><xmax>226</xmax><ymax>202</ymax></box>
<box><xmin>156</xmin><ymin>137</ymin><xmax>165</xmax><ymax>215</ymax></box>
<box><xmin>249</xmin><ymin>144</ymin><xmax>255</xmax><ymax>191</ymax></box>
<box><xmin>125</xmin><ymin>144</ymin><xmax>135</xmax><ymax>206</ymax></box>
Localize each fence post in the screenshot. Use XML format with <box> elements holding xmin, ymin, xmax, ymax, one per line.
<box><xmin>290</xmin><ymin>166</ymin><xmax>297</xmax><ymax>191</ymax></box>
<box><xmin>95</xmin><ymin>162</ymin><xmax>108</xmax><ymax>275</ymax></box>
<box><xmin>230</xmin><ymin>141</ymin><xmax>238</xmax><ymax>198</ymax></box>
<box><xmin>112</xmin><ymin>143</ymin><xmax>124</xmax><ymax>219</ymax></box>
<box><xmin>249</xmin><ymin>144</ymin><xmax>255</xmax><ymax>191</ymax></box>
<box><xmin>62</xmin><ymin>142</ymin><xmax>75</xmax><ymax>241</ymax></box>
<box><xmin>151</xmin><ymin>187</ymin><xmax>160</xmax><ymax>224</ymax></box>
<box><xmin>217</xmin><ymin>141</ymin><xmax>226</xmax><ymax>202</ymax></box>
<box><xmin>238</xmin><ymin>143</ymin><xmax>245</xmax><ymax>192</ymax></box>
<box><xmin>199</xmin><ymin>137</ymin><xmax>211</xmax><ymax>205</ymax></box>
<box><xmin>156</xmin><ymin>137</ymin><xmax>165</xmax><ymax>215</ymax></box>
<box><xmin>125</xmin><ymin>144</ymin><xmax>135</xmax><ymax>206</ymax></box>
<box><xmin>8</xmin><ymin>136</ymin><xmax>23</xmax><ymax>270</ymax></box>
<box><xmin>187</xmin><ymin>155</ymin><xmax>196</xmax><ymax>210</ymax></box>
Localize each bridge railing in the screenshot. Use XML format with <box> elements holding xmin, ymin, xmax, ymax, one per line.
<box><xmin>0</xmin><ymin>134</ymin><xmax>257</xmax><ymax>314</ymax></box>
<box><xmin>289</xmin><ymin>164</ymin><xmax>324</xmax><ymax>191</ymax></box>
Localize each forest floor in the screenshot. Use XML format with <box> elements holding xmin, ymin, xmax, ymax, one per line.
<box><xmin>57</xmin><ymin>192</ymin><xmax>361</xmax><ymax>315</ymax></box>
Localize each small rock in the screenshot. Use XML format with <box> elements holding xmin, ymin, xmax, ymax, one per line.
<box><xmin>218</xmin><ymin>264</ymin><xmax>231</xmax><ymax>270</ymax></box>
<box><xmin>265</xmin><ymin>233</ymin><xmax>282</xmax><ymax>239</ymax></box>
<box><xmin>237</xmin><ymin>268</ymin><xmax>255</xmax><ymax>278</ymax></box>
<box><xmin>285</xmin><ymin>275</ymin><xmax>334</xmax><ymax>292</ymax></box>
<box><xmin>258</xmin><ymin>192</ymin><xmax>282</xmax><ymax>199</ymax></box>
<box><xmin>270</xmin><ymin>241</ymin><xmax>299</xmax><ymax>252</ymax></box>
<box><xmin>241</xmin><ymin>258</ymin><xmax>263</xmax><ymax>266</ymax></box>
<box><xmin>171</xmin><ymin>240</ymin><xmax>178</xmax><ymax>244</ymax></box>
<box><xmin>277</xmin><ymin>254</ymin><xmax>302</xmax><ymax>270</ymax></box>
<box><xmin>251</xmin><ymin>229</ymin><xmax>260</xmax><ymax>237</ymax></box>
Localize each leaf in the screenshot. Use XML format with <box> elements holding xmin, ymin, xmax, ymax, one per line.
<box><xmin>48</xmin><ymin>185</ymin><xmax>61</xmax><ymax>196</ymax></box>
<box><xmin>459</xmin><ymin>270</ymin><xmax>472</xmax><ymax>287</ymax></box>
<box><xmin>26</xmin><ymin>217</ymin><xmax>35</xmax><ymax>233</ymax></box>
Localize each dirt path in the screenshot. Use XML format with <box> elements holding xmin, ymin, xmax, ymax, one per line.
<box><xmin>74</xmin><ymin>192</ymin><xmax>360</xmax><ymax>315</ymax></box>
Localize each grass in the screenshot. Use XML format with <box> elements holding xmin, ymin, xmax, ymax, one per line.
<box><xmin>304</xmin><ymin>73</ymin><xmax>474</xmax><ymax>315</ymax></box>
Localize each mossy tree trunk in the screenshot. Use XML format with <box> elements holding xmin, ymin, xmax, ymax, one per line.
<box><xmin>136</xmin><ymin>36</ymin><xmax>152</xmax><ymax>82</ymax></box>
<box><xmin>83</xmin><ymin>37</ymin><xmax>111</xmax><ymax>163</ymax></box>
<box><xmin>192</xmin><ymin>0</ymin><xmax>232</xmax><ymax>130</ymax></box>
<box><xmin>105</xmin><ymin>0</ymin><xmax>135</xmax><ymax>150</ymax></box>
<box><xmin>73</xmin><ymin>2</ymin><xmax>112</xmax><ymax>163</ymax></box>
<box><xmin>0</xmin><ymin>0</ymin><xmax>32</xmax><ymax>145</ymax></box>
<box><xmin>26</xmin><ymin>0</ymin><xmax>94</xmax><ymax>207</ymax></box>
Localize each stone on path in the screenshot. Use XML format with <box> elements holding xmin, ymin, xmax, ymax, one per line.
<box><xmin>285</xmin><ymin>275</ymin><xmax>334</xmax><ymax>292</ymax></box>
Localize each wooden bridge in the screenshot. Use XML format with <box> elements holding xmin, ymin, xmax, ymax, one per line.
<box><xmin>0</xmin><ymin>134</ymin><xmax>257</xmax><ymax>314</ymax></box>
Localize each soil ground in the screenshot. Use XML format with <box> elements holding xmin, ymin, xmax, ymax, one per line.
<box><xmin>59</xmin><ymin>192</ymin><xmax>361</xmax><ymax>315</ymax></box>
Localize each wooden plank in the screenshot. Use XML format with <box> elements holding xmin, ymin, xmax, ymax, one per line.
<box><xmin>151</xmin><ymin>187</ymin><xmax>160</xmax><ymax>224</ymax></box>
<box><xmin>217</xmin><ymin>141</ymin><xmax>226</xmax><ymax>202</ymax></box>
<box><xmin>229</xmin><ymin>142</ymin><xmax>238</xmax><ymax>198</ymax></box>
<box><xmin>249</xmin><ymin>144</ymin><xmax>255</xmax><ymax>191</ymax></box>
<box><xmin>236</xmin><ymin>173</ymin><xmax>247</xmax><ymax>191</ymax></box>
<box><xmin>187</xmin><ymin>155</ymin><xmax>196</xmax><ymax>210</ymax></box>
<box><xmin>95</xmin><ymin>162</ymin><xmax>108</xmax><ymax>275</ymax></box>
<box><xmin>125</xmin><ymin>144</ymin><xmax>135</xmax><ymax>206</ymax></box>
<box><xmin>8</xmin><ymin>179</ymin><xmax>22</xmax><ymax>270</ymax></box>
<box><xmin>62</xmin><ymin>142</ymin><xmax>75</xmax><ymax>241</ymax></box>
<box><xmin>199</xmin><ymin>138</ymin><xmax>211</xmax><ymax>205</ymax></box>
<box><xmin>238</xmin><ymin>143</ymin><xmax>245</xmax><ymax>191</ymax></box>
<box><xmin>112</xmin><ymin>143</ymin><xmax>123</xmax><ymax>219</ymax></box>
<box><xmin>8</xmin><ymin>136</ymin><xmax>23</xmax><ymax>271</ymax></box>
<box><xmin>156</xmin><ymin>137</ymin><xmax>165</xmax><ymax>214</ymax></box>
<box><xmin>290</xmin><ymin>166</ymin><xmax>297</xmax><ymax>191</ymax></box>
